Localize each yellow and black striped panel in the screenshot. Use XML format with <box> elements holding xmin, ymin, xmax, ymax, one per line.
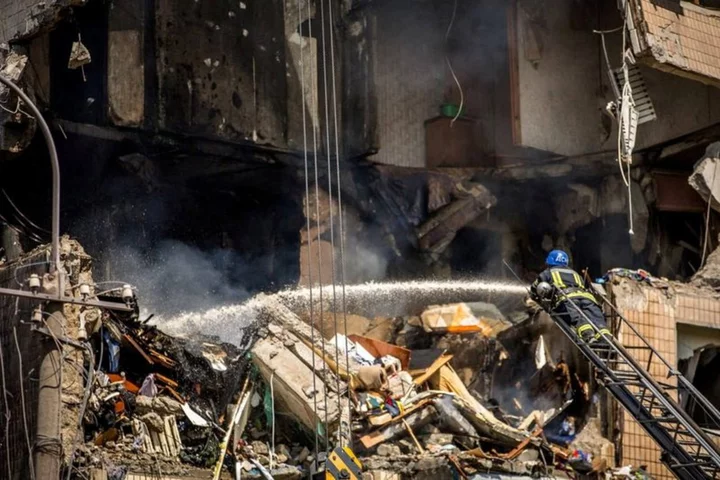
<box><xmin>550</xmin><ymin>268</ymin><xmax>583</xmax><ymax>290</ymax></box>
<box><xmin>326</xmin><ymin>446</ymin><xmax>362</xmax><ymax>480</ymax></box>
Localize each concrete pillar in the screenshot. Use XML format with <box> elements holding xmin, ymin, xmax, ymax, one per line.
<box><xmin>34</xmin><ymin>306</ymin><xmax>65</xmax><ymax>479</ymax></box>
<box><xmin>1</xmin><ymin>226</ymin><xmax>22</xmax><ymax>262</ymax></box>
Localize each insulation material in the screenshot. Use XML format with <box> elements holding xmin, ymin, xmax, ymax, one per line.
<box><xmin>534</xmin><ymin>335</ymin><xmax>549</xmax><ymax>370</ymax></box>
<box><xmin>421</xmin><ymin>303</ymin><xmax>485</xmax><ymax>334</ymax></box>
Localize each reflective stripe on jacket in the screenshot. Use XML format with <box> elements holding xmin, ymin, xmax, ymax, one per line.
<box><xmin>532</xmin><ymin>267</ymin><xmax>598</xmax><ymax>306</ymax></box>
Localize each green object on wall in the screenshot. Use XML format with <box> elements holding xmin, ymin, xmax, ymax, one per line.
<box><xmin>441</xmin><ymin>103</ymin><xmax>464</xmax><ymax>118</ymax></box>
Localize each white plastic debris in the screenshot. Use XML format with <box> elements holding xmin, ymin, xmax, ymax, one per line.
<box><xmin>182</xmin><ymin>402</ymin><xmax>211</xmax><ymax>427</ymax></box>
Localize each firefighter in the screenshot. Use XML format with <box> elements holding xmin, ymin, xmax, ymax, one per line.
<box><xmin>531</xmin><ymin>249</ymin><xmax>611</xmax><ymax>343</ymax></box>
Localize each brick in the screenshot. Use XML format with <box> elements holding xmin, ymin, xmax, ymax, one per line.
<box><xmin>638</xmin><ymin>0</ymin><xmax>720</xmax><ymax>82</ymax></box>
<box><xmin>616</xmin><ymin>285</ymin><xmax>720</xmax><ymax>479</ymax></box>
<box><xmin>0</xmin><ymin>1</ymin><xmax>82</xmax><ymax>44</ymax></box>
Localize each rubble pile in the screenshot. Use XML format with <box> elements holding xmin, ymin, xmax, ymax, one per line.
<box><xmin>67</xmin><ymin>288</ymin><xmax>250</xmax><ymax>479</ymax></box>
<box><xmin>245</xmin><ymin>293</ymin><xmax>613</xmax><ymax>479</ymax></box>
<box><xmin>65</xmin><ymin>280</ymin><xmax>622</xmax><ymax>479</ymax></box>
<box><xmin>58</xmin><ymin>256</ymin><xmax>675</xmax><ymax>479</ymax></box>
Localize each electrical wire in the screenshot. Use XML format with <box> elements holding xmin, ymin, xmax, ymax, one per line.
<box><xmin>2</xmin><ymin>189</ymin><xmax>51</xmax><ymax>234</ymax></box>
<box><xmin>0</xmin><ymin>329</ymin><xmax>13</xmax><ymax>479</ymax></box>
<box><xmin>594</xmin><ymin>28</ymin><xmax>621</xmax><ymax>99</ymax></box>
<box><xmin>297</xmin><ymin>0</ymin><xmax>321</xmax><ymax>459</ymax></box>
<box><xmin>306</xmin><ymin>0</ymin><xmax>330</xmax><ymax>452</ymax></box>
<box><xmin>63</xmin><ymin>340</ymin><xmax>95</xmax><ymax>480</ymax></box>
<box><xmin>445</xmin><ymin>0</ymin><xmax>463</xmax><ymax>126</ymax></box>
<box><xmin>14</xmin><ymin>327</ymin><xmax>36</xmax><ymax>480</ymax></box>
<box><xmin>0</xmin><ymin>211</ymin><xmax>44</xmax><ymax>244</ymax></box>
<box><xmin>0</xmin><ymin>95</ymin><xmax>34</xmax><ymax>119</ymax></box>
<box><xmin>617</xmin><ymin>0</ymin><xmax>635</xmax><ymax>236</ymax></box>
<box><xmin>319</xmin><ymin>0</ymin><xmax>344</xmax><ymax>448</ymax></box>
<box><xmin>12</xmin><ymin>260</ymin><xmax>52</xmax><ymax>287</ymax></box>
<box><xmin>326</xmin><ymin>0</ymin><xmax>353</xmax><ymax>447</ymax></box>
<box><xmin>701</xmin><ymin>164</ymin><xmax>718</xmax><ymax>268</ymax></box>
<box><xmin>270</xmin><ymin>370</ymin><xmax>276</xmax><ymax>471</ymax></box>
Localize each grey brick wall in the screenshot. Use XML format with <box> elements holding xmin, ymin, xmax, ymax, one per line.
<box><xmin>0</xmin><ymin>0</ymin><xmax>84</xmax><ymax>44</ymax></box>
<box><xmin>0</xmin><ymin>0</ymin><xmax>42</xmax><ymax>44</ymax></box>
<box><xmin>370</xmin><ymin>1</ymin><xmax>445</xmax><ymax>168</ymax></box>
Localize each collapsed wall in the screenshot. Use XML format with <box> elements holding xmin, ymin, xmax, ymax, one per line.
<box><xmin>608</xmin><ymin>271</ymin><xmax>720</xmax><ymax>480</ymax></box>
<box><xmin>1</xmin><ymin>236</ymin><xmax>659</xmax><ymax>480</ymax></box>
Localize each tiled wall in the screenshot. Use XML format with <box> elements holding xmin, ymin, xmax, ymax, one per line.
<box><xmin>0</xmin><ymin>0</ymin><xmax>81</xmax><ymax>44</ymax></box>
<box><xmin>370</xmin><ymin>0</ymin><xmax>445</xmax><ymax>168</ymax></box>
<box><xmin>0</xmin><ymin>0</ymin><xmax>39</xmax><ymax>43</ymax></box>
<box><xmin>612</xmin><ymin>281</ymin><xmax>720</xmax><ymax>479</ymax></box>
<box><xmin>635</xmin><ymin>0</ymin><xmax>720</xmax><ymax>82</ymax></box>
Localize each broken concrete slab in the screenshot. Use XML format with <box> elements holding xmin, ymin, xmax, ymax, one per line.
<box><xmin>689</xmin><ymin>142</ymin><xmax>720</xmax><ymax>213</ymax></box>
<box><xmin>0</xmin><ymin>48</ymin><xmax>36</xmax><ymax>152</ymax></box>
<box><xmin>692</xmin><ymin>240</ymin><xmax>720</xmax><ymax>289</ymax></box>
<box><xmin>417</xmin><ymin>181</ymin><xmax>497</xmax><ymax>257</ymax></box>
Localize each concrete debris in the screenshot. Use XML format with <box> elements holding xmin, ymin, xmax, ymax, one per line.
<box><xmin>692</xmin><ymin>240</ymin><xmax>720</xmax><ymax>289</ymax></box>
<box><xmin>0</xmin><ymin>50</ymin><xmax>28</xmax><ymax>87</ymax></box>
<box><xmin>30</xmin><ymin>237</ymin><xmax>632</xmax><ymax>479</ymax></box>
<box><xmin>689</xmin><ymin>142</ymin><xmax>720</xmax><ymax>213</ymax></box>
<box><xmin>67</xmin><ymin>40</ymin><xmax>92</xmax><ymax>69</ymax></box>
<box><xmin>0</xmin><ymin>49</ymin><xmax>36</xmax><ymax>153</ymax></box>
<box><xmin>417</xmin><ymin>180</ymin><xmax>497</xmax><ymax>258</ymax></box>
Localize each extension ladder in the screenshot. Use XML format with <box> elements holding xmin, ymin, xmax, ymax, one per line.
<box><xmin>546</xmin><ymin>290</ymin><xmax>720</xmax><ymax>480</ymax></box>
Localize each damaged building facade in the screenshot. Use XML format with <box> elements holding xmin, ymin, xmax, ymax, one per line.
<box><xmin>4</xmin><ymin>0</ymin><xmax>720</xmax><ymax>479</ymax></box>
<box><xmin>4</xmin><ymin>0</ymin><xmax>720</xmax><ymax>284</ymax></box>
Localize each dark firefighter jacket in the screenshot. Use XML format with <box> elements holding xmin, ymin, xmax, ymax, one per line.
<box><xmin>531</xmin><ymin>267</ymin><xmax>598</xmax><ymax>308</ymax></box>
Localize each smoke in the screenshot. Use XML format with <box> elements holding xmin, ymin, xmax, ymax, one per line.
<box><xmin>344</xmin><ymin>234</ymin><xmax>390</xmax><ymax>284</ymax></box>
<box><xmin>107</xmin><ymin>240</ymin><xmax>251</xmax><ymax>317</ymax></box>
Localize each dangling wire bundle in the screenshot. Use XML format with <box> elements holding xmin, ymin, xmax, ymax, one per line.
<box><xmin>326</xmin><ymin>0</ymin><xmax>353</xmax><ymax>447</ymax></box>
<box><xmin>319</xmin><ymin>0</ymin><xmax>347</xmax><ymax>449</ymax></box>
<box><xmin>619</xmin><ymin>1</ymin><xmax>635</xmax><ymax>236</ymax></box>
<box><xmin>298</xmin><ymin>0</ymin><xmax>325</xmax><ymax>458</ymax></box>
<box><xmin>296</xmin><ymin>0</ymin><xmax>353</xmax><ymax>456</ymax></box>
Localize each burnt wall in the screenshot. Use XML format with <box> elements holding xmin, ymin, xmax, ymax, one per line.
<box><xmin>156</xmin><ymin>0</ymin><xmax>288</xmax><ymax>145</ymax></box>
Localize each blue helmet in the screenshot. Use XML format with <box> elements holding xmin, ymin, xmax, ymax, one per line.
<box><xmin>546</xmin><ymin>249</ymin><xmax>569</xmax><ymax>267</ymax></box>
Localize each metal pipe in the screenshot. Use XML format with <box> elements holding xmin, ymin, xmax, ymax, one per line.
<box><xmin>0</xmin><ymin>74</ymin><xmax>61</xmax><ymax>296</ymax></box>
<box><xmin>0</xmin><ymin>286</ymin><xmax>133</xmax><ymax>312</ymax></box>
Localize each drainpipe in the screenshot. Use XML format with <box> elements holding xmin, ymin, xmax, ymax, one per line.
<box><xmin>34</xmin><ymin>306</ymin><xmax>65</xmax><ymax>479</ymax></box>
<box><xmin>0</xmin><ymin>74</ymin><xmax>62</xmax><ymax>295</ymax></box>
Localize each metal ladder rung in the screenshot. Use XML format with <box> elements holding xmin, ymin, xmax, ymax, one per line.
<box><xmin>610</xmin><ymin>371</ymin><xmax>641</xmax><ymax>380</ymax></box>
<box><xmin>623</xmin><ymin>345</ymin><xmax>653</xmax><ymax>351</ymax></box>
<box><xmin>638</xmin><ymin>416</ymin><xmax>679</xmax><ymax>424</ymax></box>
<box><xmin>671</xmin><ymin>461</ymin><xmax>716</xmax><ymax>468</ymax></box>
<box><xmin>546</xmin><ymin>306</ymin><xmax>720</xmax><ymax>478</ymax></box>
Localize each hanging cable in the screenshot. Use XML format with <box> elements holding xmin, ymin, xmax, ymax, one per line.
<box><xmin>701</xmin><ymin>164</ymin><xmax>719</xmax><ymax>268</ymax></box>
<box><xmin>297</xmin><ymin>0</ymin><xmax>320</xmax><ymax>459</ymax></box>
<box><xmin>0</xmin><ymin>329</ymin><xmax>12</xmax><ymax>479</ymax></box>
<box><xmin>319</xmin><ymin>0</ymin><xmax>344</xmax><ymax>448</ymax></box>
<box><xmin>326</xmin><ymin>0</ymin><xmax>352</xmax><ymax>447</ymax></box>
<box><xmin>617</xmin><ymin>0</ymin><xmax>635</xmax><ymax>236</ymax></box>
<box><xmin>306</xmin><ymin>0</ymin><xmax>330</xmax><ymax>452</ymax></box>
<box><xmin>270</xmin><ymin>371</ymin><xmax>276</xmax><ymax>471</ymax></box>
<box><xmin>445</xmin><ymin>0</ymin><xmax>463</xmax><ymax>126</ymax></box>
<box><xmin>14</xmin><ymin>327</ymin><xmax>36</xmax><ymax>480</ymax></box>
<box><xmin>2</xmin><ymin>189</ymin><xmax>51</xmax><ymax>234</ymax></box>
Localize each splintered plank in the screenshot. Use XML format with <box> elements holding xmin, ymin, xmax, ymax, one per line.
<box><xmin>412</xmin><ymin>354</ymin><xmax>453</xmax><ymax>385</ymax></box>
<box><xmin>359</xmin><ymin>403</ymin><xmax>436</xmax><ymax>449</ymax></box>
<box><xmin>123</xmin><ymin>334</ymin><xmax>154</xmax><ymax>365</ymax></box>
